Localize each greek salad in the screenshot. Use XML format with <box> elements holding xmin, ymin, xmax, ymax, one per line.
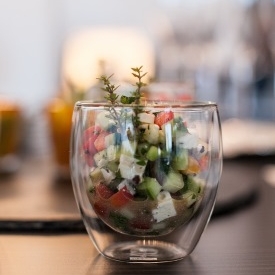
<box><xmin>82</xmin><ymin>106</ymin><xmax>208</xmax><ymax>236</ymax></box>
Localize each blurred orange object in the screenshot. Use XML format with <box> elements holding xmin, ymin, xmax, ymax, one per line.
<box><xmin>0</xmin><ymin>97</ymin><xmax>22</xmax><ymax>173</ymax></box>
<box><xmin>46</xmin><ymin>98</ymin><xmax>73</xmax><ymax>178</ymax></box>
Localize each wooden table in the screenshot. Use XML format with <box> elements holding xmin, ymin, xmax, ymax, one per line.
<box><xmin>0</xmin><ymin>156</ymin><xmax>275</xmax><ymax>275</ymax></box>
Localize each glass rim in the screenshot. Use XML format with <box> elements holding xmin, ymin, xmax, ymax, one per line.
<box><xmin>74</xmin><ymin>100</ymin><xmax>217</xmax><ymax>109</ymax></box>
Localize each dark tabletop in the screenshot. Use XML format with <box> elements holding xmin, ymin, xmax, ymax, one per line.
<box><xmin>0</xmin><ymin>155</ymin><xmax>275</xmax><ymax>275</ymax></box>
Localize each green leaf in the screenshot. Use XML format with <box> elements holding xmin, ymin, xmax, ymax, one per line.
<box><xmin>136</xmin><ymin>160</ymin><xmax>146</xmax><ymax>166</ymax></box>
<box><xmin>120</xmin><ymin>95</ymin><xmax>136</xmax><ymax>104</ymax></box>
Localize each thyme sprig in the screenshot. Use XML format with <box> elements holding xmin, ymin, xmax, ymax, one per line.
<box><xmin>97</xmin><ymin>66</ymin><xmax>147</xmax><ymax>141</ymax></box>
<box><xmin>130</xmin><ymin>66</ymin><xmax>147</xmax><ymax>135</ymax></box>
<box><xmin>96</xmin><ymin>74</ymin><xmax>122</xmax><ymax>129</ymax></box>
<box><xmin>120</xmin><ymin>66</ymin><xmax>147</xmax><ymax>105</ymax></box>
<box><xmin>97</xmin><ymin>66</ymin><xmax>147</xmax><ymax>106</ymax></box>
<box><xmin>132</xmin><ymin>66</ymin><xmax>147</xmax><ymax>105</ymax></box>
<box><xmin>97</xmin><ymin>74</ymin><xmax>120</xmax><ymax>105</ymax></box>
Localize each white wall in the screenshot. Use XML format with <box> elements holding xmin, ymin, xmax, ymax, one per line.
<box><xmin>0</xmin><ymin>0</ymin><xmax>63</xmax><ymax>114</ymax></box>
<box><xmin>0</xmin><ymin>0</ymin><xmax>167</xmax><ymax>115</ymax></box>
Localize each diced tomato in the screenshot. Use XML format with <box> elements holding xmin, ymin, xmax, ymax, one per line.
<box><xmin>93</xmin><ymin>201</ymin><xmax>110</xmax><ymax>218</ymax></box>
<box><xmin>83</xmin><ymin>135</ymin><xmax>98</xmax><ymax>156</ymax></box>
<box><xmin>154</xmin><ymin>111</ymin><xmax>174</xmax><ymax>127</ymax></box>
<box><xmin>93</xmin><ymin>183</ymin><xmax>114</xmax><ymax>218</ymax></box>
<box><xmin>83</xmin><ymin>125</ymin><xmax>102</xmax><ymax>143</ymax></box>
<box><xmin>94</xmin><ymin>131</ymin><xmax>109</xmax><ymax>151</ymax></box>
<box><xmin>199</xmin><ymin>155</ymin><xmax>209</xmax><ymax>171</ymax></box>
<box><xmin>83</xmin><ymin>125</ymin><xmax>102</xmax><ymax>158</ymax></box>
<box><xmin>96</xmin><ymin>183</ymin><xmax>114</xmax><ymax>199</ymax></box>
<box><xmin>109</xmin><ymin>187</ymin><xmax>133</xmax><ymax>208</ymax></box>
<box><xmin>130</xmin><ymin>218</ymin><xmax>152</xmax><ymax>230</ymax></box>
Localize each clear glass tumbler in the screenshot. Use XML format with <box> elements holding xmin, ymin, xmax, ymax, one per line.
<box><xmin>70</xmin><ymin>101</ymin><xmax>223</xmax><ymax>263</ymax></box>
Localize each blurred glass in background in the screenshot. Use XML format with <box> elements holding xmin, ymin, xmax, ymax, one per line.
<box><xmin>0</xmin><ymin>96</ymin><xmax>22</xmax><ymax>174</ymax></box>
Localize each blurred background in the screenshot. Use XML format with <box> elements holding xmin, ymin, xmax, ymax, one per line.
<box><xmin>0</xmin><ymin>0</ymin><xmax>275</xmax><ymax>177</ymax></box>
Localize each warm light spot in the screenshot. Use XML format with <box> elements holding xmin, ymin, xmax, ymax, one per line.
<box><xmin>62</xmin><ymin>27</ymin><xmax>155</xmax><ymax>90</ymax></box>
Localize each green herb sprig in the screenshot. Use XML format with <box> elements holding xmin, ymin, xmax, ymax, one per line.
<box><xmin>132</xmin><ymin>66</ymin><xmax>147</xmax><ymax>105</ymax></box>
<box><xmin>96</xmin><ymin>74</ymin><xmax>122</xmax><ymax>129</ymax></box>
<box><xmin>97</xmin><ymin>74</ymin><xmax>120</xmax><ymax>105</ymax></box>
<box><xmin>120</xmin><ymin>66</ymin><xmax>147</xmax><ymax>105</ymax></box>
<box><xmin>97</xmin><ymin>66</ymin><xmax>147</xmax><ymax>141</ymax></box>
<box><xmin>97</xmin><ymin>66</ymin><xmax>147</xmax><ymax>106</ymax></box>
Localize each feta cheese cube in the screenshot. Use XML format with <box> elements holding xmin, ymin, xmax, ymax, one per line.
<box><xmin>93</xmin><ymin>150</ymin><xmax>108</xmax><ymax>168</ymax></box>
<box><xmin>106</xmin><ymin>145</ymin><xmax>120</xmax><ymax>162</ymax></box>
<box><xmin>152</xmin><ymin>191</ymin><xmax>177</xmax><ymax>223</ymax></box>
<box><xmin>138</xmin><ymin>112</ymin><xmax>155</xmax><ymax>124</ymax></box>
<box><xmin>118</xmin><ymin>154</ymin><xmax>146</xmax><ymax>180</ymax></box>
<box><xmin>100</xmin><ymin>168</ymin><xmax>115</xmax><ymax>184</ymax></box>
<box><xmin>118</xmin><ymin>179</ymin><xmax>136</xmax><ymax>195</ymax></box>
<box><xmin>176</xmin><ymin>133</ymin><xmax>199</xmax><ymax>149</ymax></box>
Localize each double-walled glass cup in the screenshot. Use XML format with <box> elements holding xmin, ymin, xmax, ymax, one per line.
<box><xmin>70</xmin><ymin>101</ymin><xmax>222</xmax><ymax>263</ymax></box>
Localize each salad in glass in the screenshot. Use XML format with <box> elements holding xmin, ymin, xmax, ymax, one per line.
<box><xmin>80</xmin><ymin>67</ymin><xmax>209</xmax><ymax>236</ymax></box>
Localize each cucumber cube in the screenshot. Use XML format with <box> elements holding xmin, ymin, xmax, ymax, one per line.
<box><xmin>89</xmin><ymin>167</ymin><xmax>104</xmax><ymax>184</ymax></box>
<box><xmin>146</xmin><ymin>146</ymin><xmax>161</xmax><ymax>161</ymax></box>
<box><xmin>143</xmin><ymin>124</ymin><xmax>159</xmax><ymax>145</ymax></box>
<box><xmin>172</xmin><ymin>149</ymin><xmax>188</xmax><ymax>171</ymax></box>
<box><xmin>137</xmin><ymin>177</ymin><xmax>162</xmax><ymax>200</ymax></box>
<box><xmin>187</xmin><ymin>176</ymin><xmax>204</xmax><ymax>194</ymax></box>
<box><xmin>181</xmin><ymin>191</ymin><xmax>197</xmax><ymax>207</ymax></box>
<box><xmin>106</xmin><ymin>161</ymin><xmax>119</xmax><ymax>173</ymax></box>
<box><xmin>162</xmin><ymin>169</ymin><xmax>184</xmax><ymax>193</ymax></box>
